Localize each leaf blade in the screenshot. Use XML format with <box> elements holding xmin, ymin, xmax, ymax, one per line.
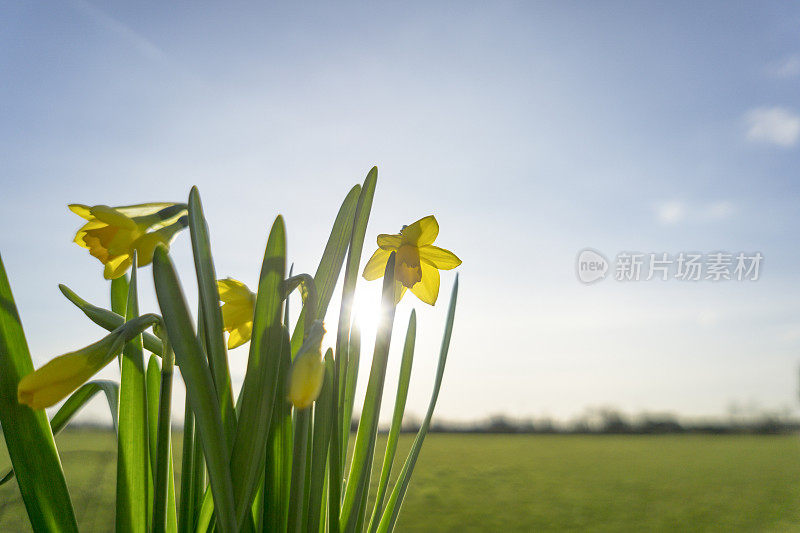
<box><xmin>0</xmin><ymin>253</ymin><xmax>79</xmax><ymax>532</ymax></box>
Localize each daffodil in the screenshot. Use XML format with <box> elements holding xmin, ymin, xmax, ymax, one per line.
<box><xmin>287</xmin><ymin>321</ymin><xmax>326</xmax><ymax>409</ymax></box>
<box><xmin>218</xmin><ymin>277</ymin><xmax>256</xmax><ymax>349</ymax></box>
<box><xmin>70</xmin><ymin>203</ymin><xmax>188</xmax><ymax>279</ymax></box>
<box><xmin>362</xmin><ymin>215</ymin><xmax>461</xmax><ymax>305</ymax></box>
<box><xmin>18</xmin><ymin>314</ymin><xmax>159</xmax><ymax>409</ymax></box>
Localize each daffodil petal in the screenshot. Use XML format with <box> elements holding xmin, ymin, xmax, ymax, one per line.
<box><xmin>218</xmin><ymin>278</ymin><xmax>254</xmax><ymax>303</ymax></box>
<box><xmin>91</xmin><ymin>205</ymin><xmax>138</xmax><ymax>230</ymax></box>
<box><xmin>401</xmin><ymin>215</ymin><xmax>439</xmax><ymax>246</ymax></box>
<box><xmin>419</xmin><ymin>245</ymin><xmax>462</xmax><ymax>270</ymax></box>
<box><xmin>362</xmin><ymin>248</ymin><xmax>392</xmax><ymax>281</ymax></box>
<box><xmin>103</xmin><ymin>255</ymin><xmax>132</xmax><ymax>280</ymax></box>
<box><xmin>68</xmin><ymin>204</ymin><xmax>94</xmax><ymax>220</ymax></box>
<box><xmin>115</xmin><ymin>202</ymin><xmax>177</xmax><ymax>218</ymax></box>
<box><xmin>377</xmin><ymin>233</ymin><xmax>402</xmax><ymax>251</ymax></box>
<box><xmin>222</xmin><ymin>301</ymin><xmax>254</xmax><ymax>329</ymax></box>
<box><xmin>409</xmin><ymin>260</ymin><xmax>440</xmax><ymax>305</ymax></box>
<box><xmin>228</xmin><ymin>322</ymin><xmax>253</xmax><ymax>349</ymax></box>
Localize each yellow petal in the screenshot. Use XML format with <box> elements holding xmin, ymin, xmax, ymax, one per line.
<box><xmin>90</xmin><ymin>205</ymin><xmax>138</xmax><ymax>230</ymax></box>
<box><xmin>377</xmin><ymin>233</ymin><xmax>402</xmax><ymax>251</ymax></box>
<box><xmin>419</xmin><ymin>245</ymin><xmax>462</xmax><ymax>270</ymax></box>
<box><xmin>68</xmin><ymin>204</ymin><xmax>94</xmax><ymax>220</ymax></box>
<box><xmin>228</xmin><ymin>322</ymin><xmax>253</xmax><ymax>349</ymax></box>
<box><xmin>217</xmin><ymin>278</ymin><xmax>254</xmax><ymax>303</ymax></box>
<box><xmin>115</xmin><ymin>202</ymin><xmax>177</xmax><ymax>218</ymax></box>
<box><xmin>409</xmin><ymin>260</ymin><xmax>440</xmax><ymax>305</ymax></box>
<box><xmin>401</xmin><ymin>215</ymin><xmax>439</xmax><ymax>246</ymax></box>
<box><xmin>222</xmin><ymin>301</ymin><xmax>254</xmax><ymax>331</ymax></box>
<box><xmin>362</xmin><ymin>248</ymin><xmax>392</xmax><ymax>281</ymax></box>
<box><xmin>103</xmin><ymin>254</ymin><xmax>132</xmax><ymax>280</ymax></box>
<box><xmin>132</xmin><ymin>232</ymin><xmax>167</xmax><ymax>266</ymax></box>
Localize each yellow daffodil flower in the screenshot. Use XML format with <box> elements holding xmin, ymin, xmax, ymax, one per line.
<box><xmin>287</xmin><ymin>321</ymin><xmax>326</xmax><ymax>409</ymax></box>
<box><xmin>70</xmin><ymin>203</ymin><xmax>187</xmax><ymax>279</ymax></box>
<box><xmin>218</xmin><ymin>278</ymin><xmax>256</xmax><ymax>349</ymax></box>
<box><xmin>18</xmin><ymin>314</ymin><xmax>159</xmax><ymax>409</ymax></box>
<box><xmin>362</xmin><ymin>215</ymin><xmax>461</xmax><ymax>305</ymax></box>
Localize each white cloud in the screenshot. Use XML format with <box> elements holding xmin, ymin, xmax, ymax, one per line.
<box><xmin>654</xmin><ymin>200</ymin><xmax>736</xmax><ymax>225</ymax></box>
<box><xmin>768</xmin><ymin>55</ymin><xmax>800</xmax><ymax>78</ymax></box>
<box><xmin>655</xmin><ymin>201</ymin><xmax>686</xmax><ymax>225</ymax></box>
<box><xmin>744</xmin><ymin>107</ymin><xmax>800</xmax><ymax>147</ymax></box>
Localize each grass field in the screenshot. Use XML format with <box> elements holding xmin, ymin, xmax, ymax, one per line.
<box><xmin>1</xmin><ymin>431</ymin><xmax>800</xmax><ymax>531</ymax></box>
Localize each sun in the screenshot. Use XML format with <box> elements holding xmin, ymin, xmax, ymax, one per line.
<box><xmin>350</xmin><ymin>285</ymin><xmax>384</xmax><ymax>337</ymax></box>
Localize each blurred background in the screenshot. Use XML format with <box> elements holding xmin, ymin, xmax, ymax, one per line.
<box><xmin>3</xmin><ymin>1</ymin><xmax>800</xmax><ymax>432</ymax></box>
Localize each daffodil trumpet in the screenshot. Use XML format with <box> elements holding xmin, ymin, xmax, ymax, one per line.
<box><xmin>287</xmin><ymin>320</ymin><xmax>326</xmax><ymax>409</ymax></box>
<box><xmin>17</xmin><ymin>313</ymin><xmax>162</xmax><ymax>409</ymax></box>
<box><xmin>70</xmin><ymin>202</ymin><xmax>189</xmax><ymax>279</ymax></box>
<box><xmin>363</xmin><ymin>215</ymin><xmax>461</xmax><ymax>304</ymax></box>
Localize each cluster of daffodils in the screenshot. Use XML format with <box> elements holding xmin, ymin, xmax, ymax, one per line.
<box><xmin>3</xmin><ymin>174</ymin><xmax>460</xmax><ymax>533</ymax></box>
<box><xmin>18</xmin><ymin>207</ymin><xmax>459</xmax><ymax>412</ymax></box>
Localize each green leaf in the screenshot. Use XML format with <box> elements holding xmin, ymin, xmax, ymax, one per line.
<box><xmin>376</xmin><ymin>276</ymin><xmax>458</xmax><ymax>533</ymax></box>
<box><xmin>152</xmin><ymin>246</ymin><xmax>237</xmax><ymax>533</ymax></box>
<box><xmin>340</xmin><ymin>253</ymin><xmax>398</xmax><ymax>533</ymax></box>
<box><xmin>306</xmin><ymin>350</ymin><xmax>335</xmax><ymax>533</ymax></box>
<box><xmin>230</xmin><ymin>215</ymin><xmax>286</xmax><ymax>527</ymax></box>
<box><xmin>152</xmin><ymin>347</ymin><xmax>178</xmax><ymax>533</ymax></box>
<box><xmin>59</xmin><ymin>284</ymin><xmax>164</xmax><ymax>355</ymax></box>
<box><xmin>287</xmin><ymin>407</ymin><xmax>311</xmax><ymax>533</ymax></box>
<box><xmin>0</xmin><ymin>253</ymin><xmax>79</xmax><ymax>532</ymax></box>
<box><xmin>0</xmin><ymin>379</ymin><xmax>119</xmax><ymax>487</ymax></box>
<box><xmin>330</xmin><ymin>167</ymin><xmax>377</xmax><ymax>533</ymax></box>
<box><xmin>291</xmin><ymin>184</ymin><xmax>361</xmax><ymax>354</ymax></box>
<box><xmin>111</xmin><ymin>274</ymin><xmax>129</xmax><ymax>316</ymax></box>
<box><xmin>177</xmin><ymin>401</ymin><xmax>197</xmax><ymax>533</ymax></box>
<box><xmin>116</xmin><ymin>255</ymin><xmax>151</xmax><ymax>533</ymax></box>
<box><xmin>341</xmin><ymin>323</ymin><xmax>360</xmax><ymax>467</ymax></box>
<box><xmin>262</xmin><ymin>333</ymin><xmax>293</xmax><ymax>532</ymax></box>
<box><xmin>188</xmin><ymin>187</ymin><xmax>236</xmax><ymax>446</ymax></box>
<box><xmin>367</xmin><ymin>311</ymin><xmax>416</xmax><ymax>532</ymax></box>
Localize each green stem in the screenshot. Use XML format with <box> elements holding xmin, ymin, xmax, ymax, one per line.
<box><xmin>287</xmin><ymin>408</ymin><xmax>311</xmax><ymax>533</ymax></box>
<box><xmin>152</xmin><ymin>335</ymin><xmax>175</xmax><ymax>533</ymax></box>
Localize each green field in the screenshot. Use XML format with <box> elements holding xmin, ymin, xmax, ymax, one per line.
<box><xmin>2</xmin><ymin>431</ymin><xmax>800</xmax><ymax>531</ymax></box>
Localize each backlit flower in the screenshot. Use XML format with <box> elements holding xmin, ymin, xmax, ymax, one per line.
<box><xmin>362</xmin><ymin>215</ymin><xmax>461</xmax><ymax>304</ymax></box>
<box><xmin>70</xmin><ymin>203</ymin><xmax>187</xmax><ymax>279</ymax></box>
<box><xmin>217</xmin><ymin>277</ymin><xmax>256</xmax><ymax>349</ymax></box>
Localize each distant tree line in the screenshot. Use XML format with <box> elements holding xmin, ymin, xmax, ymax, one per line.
<box><xmin>384</xmin><ymin>407</ymin><xmax>800</xmax><ymax>436</ymax></box>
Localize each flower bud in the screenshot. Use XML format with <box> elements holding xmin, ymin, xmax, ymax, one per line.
<box><xmin>287</xmin><ymin>350</ymin><xmax>325</xmax><ymax>410</ymax></box>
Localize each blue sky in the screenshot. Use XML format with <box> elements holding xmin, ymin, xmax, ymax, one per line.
<box><xmin>2</xmin><ymin>2</ymin><xmax>800</xmax><ymax>424</ymax></box>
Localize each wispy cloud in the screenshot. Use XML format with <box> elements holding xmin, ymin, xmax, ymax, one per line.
<box><xmin>655</xmin><ymin>201</ymin><xmax>686</xmax><ymax>225</ymax></box>
<box><xmin>70</xmin><ymin>0</ymin><xmax>166</xmax><ymax>63</ymax></box>
<box><xmin>744</xmin><ymin>107</ymin><xmax>800</xmax><ymax>147</ymax></box>
<box><xmin>654</xmin><ymin>200</ymin><xmax>736</xmax><ymax>226</ymax></box>
<box><xmin>768</xmin><ymin>55</ymin><xmax>800</xmax><ymax>78</ymax></box>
